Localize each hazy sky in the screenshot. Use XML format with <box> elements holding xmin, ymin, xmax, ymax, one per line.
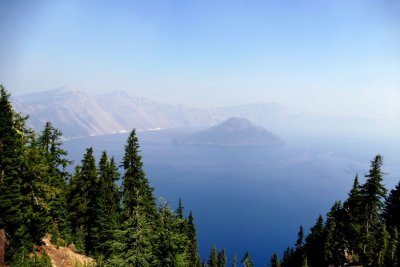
<box><xmin>0</xmin><ymin>0</ymin><xmax>399</xmax><ymax>119</ymax></box>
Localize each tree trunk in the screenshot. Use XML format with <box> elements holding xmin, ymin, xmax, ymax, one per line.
<box><xmin>0</xmin><ymin>229</ymin><xmax>5</xmax><ymax>266</ymax></box>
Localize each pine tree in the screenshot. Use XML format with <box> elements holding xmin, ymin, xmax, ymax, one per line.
<box><xmin>342</xmin><ymin>175</ymin><xmax>363</xmax><ymax>260</ymax></box>
<box><xmin>293</xmin><ymin>225</ymin><xmax>306</xmax><ymax>266</ymax></box>
<box><xmin>176</xmin><ymin>198</ymin><xmax>184</xmax><ymax>220</ymax></box>
<box><xmin>109</xmin><ymin>203</ymin><xmax>155</xmax><ymax>266</ymax></box>
<box><xmin>232</xmin><ymin>254</ymin><xmax>237</xmax><ymax>267</ymax></box>
<box><xmin>376</xmin><ymin>224</ymin><xmax>389</xmax><ymax>267</ymax></box>
<box><xmin>67</xmin><ymin>148</ymin><xmax>98</xmax><ymax>254</ymax></box>
<box><xmin>38</xmin><ymin>122</ymin><xmax>71</xmax><ymax>244</ymax></box>
<box><xmin>110</xmin><ymin>129</ymin><xmax>158</xmax><ymax>265</ymax></box>
<box><xmin>359</xmin><ymin>155</ymin><xmax>387</xmax><ymax>265</ymax></box>
<box><xmin>384</xmin><ymin>181</ymin><xmax>400</xmax><ymax>230</ymax></box>
<box><xmin>280</xmin><ymin>247</ymin><xmax>294</xmax><ymax>267</ymax></box>
<box><xmin>323</xmin><ymin>201</ymin><xmax>346</xmax><ymax>266</ymax></box>
<box><xmin>385</xmin><ymin>227</ymin><xmax>398</xmax><ymax>267</ymax></box>
<box><xmin>156</xmin><ymin>201</ymin><xmax>189</xmax><ymax>267</ymax></box>
<box><xmin>187</xmin><ymin>211</ymin><xmax>201</xmax><ymax>266</ymax></box>
<box><xmin>217</xmin><ymin>249</ymin><xmax>227</xmax><ymax>267</ymax></box>
<box><xmin>121</xmin><ymin>129</ymin><xmax>157</xmax><ymax>219</ymax></box>
<box><xmin>270</xmin><ymin>252</ymin><xmax>280</xmax><ymax>267</ymax></box>
<box><xmin>305</xmin><ymin>215</ymin><xmax>325</xmax><ymax>267</ymax></box>
<box><xmin>241</xmin><ymin>252</ymin><xmax>254</xmax><ymax>267</ymax></box>
<box><xmin>0</xmin><ymin>86</ymin><xmax>49</xmax><ymax>260</ymax></box>
<box><xmin>91</xmin><ymin>151</ymin><xmax>120</xmax><ymax>258</ymax></box>
<box><xmin>208</xmin><ymin>245</ymin><xmax>218</xmax><ymax>267</ymax></box>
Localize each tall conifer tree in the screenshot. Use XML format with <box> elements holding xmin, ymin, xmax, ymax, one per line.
<box><xmin>38</xmin><ymin>122</ymin><xmax>71</xmax><ymax>244</ymax></box>
<box><xmin>0</xmin><ymin>86</ymin><xmax>49</xmax><ymax>261</ymax></box>
<box><xmin>110</xmin><ymin>129</ymin><xmax>158</xmax><ymax>265</ymax></box>
<box><xmin>305</xmin><ymin>215</ymin><xmax>325</xmax><ymax>267</ymax></box>
<box><xmin>67</xmin><ymin>147</ymin><xmax>98</xmax><ymax>254</ymax></box>
<box><xmin>360</xmin><ymin>155</ymin><xmax>387</xmax><ymax>265</ymax></box>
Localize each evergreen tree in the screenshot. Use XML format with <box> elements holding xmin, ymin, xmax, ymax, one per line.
<box><xmin>121</xmin><ymin>129</ymin><xmax>157</xmax><ymax>219</ymax></box>
<box><xmin>270</xmin><ymin>252</ymin><xmax>280</xmax><ymax>267</ymax></box>
<box><xmin>176</xmin><ymin>198</ymin><xmax>184</xmax><ymax>220</ymax></box>
<box><xmin>67</xmin><ymin>148</ymin><xmax>98</xmax><ymax>254</ymax></box>
<box><xmin>208</xmin><ymin>245</ymin><xmax>218</xmax><ymax>267</ymax></box>
<box><xmin>342</xmin><ymin>175</ymin><xmax>363</xmax><ymax>261</ymax></box>
<box><xmin>293</xmin><ymin>225</ymin><xmax>306</xmax><ymax>266</ymax></box>
<box><xmin>156</xmin><ymin>201</ymin><xmax>189</xmax><ymax>267</ymax></box>
<box><xmin>280</xmin><ymin>247</ymin><xmax>294</xmax><ymax>267</ymax></box>
<box><xmin>384</xmin><ymin>181</ymin><xmax>400</xmax><ymax>230</ymax></box>
<box><xmin>0</xmin><ymin>86</ymin><xmax>49</xmax><ymax>261</ymax></box>
<box><xmin>91</xmin><ymin>151</ymin><xmax>120</xmax><ymax>258</ymax></box>
<box><xmin>385</xmin><ymin>227</ymin><xmax>398</xmax><ymax>267</ymax></box>
<box><xmin>359</xmin><ymin>155</ymin><xmax>387</xmax><ymax>265</ymax></box>
<box><xmin>38</xmin><ymin>122</ymin><xmax>71</xmax><ymax>244</ymax></box>
<box><xmin>217</xmin><ymin>249</ymin><xmax>227</xmax><ymax>267</ymax></box>
<box><xmin>323</xmin><ymin>201</ymin><xmax>346</xmax><ymax>266</ymax></box>
<box><xmin>241</xmin><ymin>252</ymin><xmax>254</xmax><ymax>267</ymax></box>
<box><xmin>232</xmin><ymin>254</ymin><xmax>237</xmax><ymax>267</ymax></box>
<box><xmin>110</xmin><ymin>129</ymin><xmax>158</xmax><ymax>265</ymax></box>
<box><xmin>109</xmin><ymin>203</ymin><xmax>155</xmax><ymax>266</ymax></box>
<box><xmin>376</xmin><ymin>224</ymin><xmax>389</xmax><ymax>267</ymax></box>
<box><xmin>305</xmin><ymin>215</ymin><xmax>325</xmax><ymax>267</ymax></box>
<box><xmin>301</xmin><ymin>257</ymin><xmax>308</xmax><ymax>267</ymax></box>
<box><xmin>187</xmin><ymin>211</ymin><xmax>201</xmax><ymax>266</ymax></box>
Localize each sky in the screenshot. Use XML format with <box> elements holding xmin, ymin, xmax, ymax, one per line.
<box><xmin>0</xmin><ymin>0</ymin><xmax>399</xmax><ymax>120</ymax></box>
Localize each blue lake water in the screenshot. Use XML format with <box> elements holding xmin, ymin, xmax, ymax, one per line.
<box><xmin>64</xmin><ymin>129</ymin><xmax>400</xmax><ymax>266</ymax></box>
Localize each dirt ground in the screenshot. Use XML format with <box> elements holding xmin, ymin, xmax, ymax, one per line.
<box><xmin>40</xmin><ymin>235</ymin><xmax>95</xmax><ymax>267</ymax></box>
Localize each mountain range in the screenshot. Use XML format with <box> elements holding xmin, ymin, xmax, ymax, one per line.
<box><xmin>12</xmin><ymin>87</ymin><xmax>382</xmax><ymax>139</ymax></box>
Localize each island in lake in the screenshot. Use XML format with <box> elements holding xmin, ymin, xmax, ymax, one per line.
<box><xmin>173</xmin><ymin>117</ymin><xmax>284</xmax><ymax>146</ymax></box>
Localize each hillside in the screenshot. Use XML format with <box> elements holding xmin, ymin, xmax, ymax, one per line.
<box><xmin>173</xmin><ymin>117</ymin><xmax>284</xmax><ymax>145</ymax></box>
<box><xmin>40</xmin><ymin>235</ymin><xmax>95</xmax><ymax>267</ymax></box>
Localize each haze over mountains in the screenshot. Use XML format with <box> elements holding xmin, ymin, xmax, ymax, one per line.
<box><xmin>13</xmin><ymin>87</ymin><xmax>385</xmax><ymax>139</ymax></box>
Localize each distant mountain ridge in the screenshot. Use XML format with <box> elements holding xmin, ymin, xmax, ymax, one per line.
<box><xmin>12</xmin><ymin>87</ymin><xmax>299</xmax><ymax>138</ymax></box>
<box><xmin>173</xmin><ymin>117</ymin><xmax>284</xmax><ymax>145</ymax></box>
<box><xmin>12</xmin><ymin>87</ymin><xmax>383</xmax><ymax>138</ymax></box>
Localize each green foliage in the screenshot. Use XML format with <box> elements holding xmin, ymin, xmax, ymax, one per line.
<box><xmin>278</xmin><ymin>155</ymin><xmax>398</xmax><ymax>267</ymax></box>
<box><xmin>10</xmin><ymin>249</ymin><xmax>52</xmax><ymax>267</ymax></box>
<box><xmin>208</xmin><ymin>245</ymin><xmax>218</xmax><ymax>267</ymax></box>
<box><xmin>155</xmin><ymin>201</ymin><xmax>190</xmax><ymax>266</ymax></box>
<box><xmin>67</xmin><ymin>148</ymin><xmax>99</xmax><ymax>255</ymax></box>
<box><xmin>109</xmin><ymin>129</ymin><xmax>159</xmax><ymax>265</ymax></box>
<box><xmin>187</xmin><ymin>210</ymin><xmax>201</xmax><ymax>266</ymax></box>
<box><xmin>241</xmin><ymin>252</ymin><xmax>254</xmax><ymax>267</ymax></box>
<box><xmin>0</xmin><ymin>86</ymin><xmax>50</xmax><ymax>260</ymax></box>
<box><xmin>38</xmin><ymin>122</ymin><xmax>72</xmax><ymax>243</ymax></box>
<box><xmin>385</xmin><ymin>227</ymin><xmax>399</xmax><ymax>267</ymax></box>
<box><xmin>359</xmin><ymin>155</ymin><xmax>387</xmax><ymax>265</ymax></box>
<box><xmin>270</xmin><ymin>252</ymin><xmax>280</xmax><ymax>267</ymax></box>
<box><xmin>384</xmin><ymin>181</ymin><xmax>400</xmax><ymax>230</ymax></box>
<box><xmin>217</xmin><ymin>249</ymin><xmax>227</xmax><ymax>267</ymax></box>
<box><xmin>232</xmin><ymin>254</ymin><xmax>237</xmax><ymax>267</ymax></box>
<box><xmin>108</xmin><ymin>207</ymin><xmax>155</xmax><ymax>266</ymax></box>
<box><xmin>304</xmin><ymin>215</ymin><xmax>325</xmax><ymax>267</ymax></box>
<box><xmin>91</xmin><ymin>151</ymin><xmax>120</xmax><ymax>258</ymax></box>
<box><xmin>121</xmin><ymin>129</ymin><xmax>157</xmax><ymax>219</ymax></box>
